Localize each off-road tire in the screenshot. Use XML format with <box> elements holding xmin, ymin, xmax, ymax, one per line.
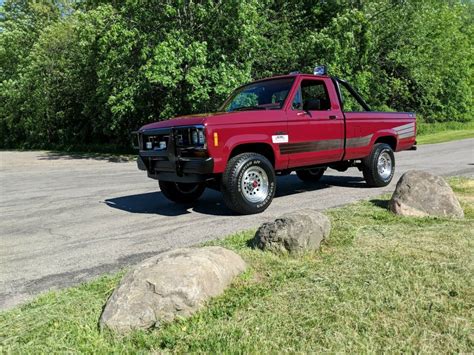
<box><xmin>362</xmin><ymin>143</ymin><xmax>395</xmax><ymax>187</ymax></box>
<box><xmin>159</xmin><ymin>181</ymin><xmax>206</xmax><ymax>203</ymax></box>
<box><xmin>296</xmin><ymin>167</ymin><xmax>326</xmax><ymax>182</ymax></box>
<box><xmin>221</xmin><ymin>153</ymin><xmax>276</xmax><ymax>215</ymax></box>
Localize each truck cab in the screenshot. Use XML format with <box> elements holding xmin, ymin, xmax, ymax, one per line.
<box><xmin>135</xmin><ymin>68</ymin><xmax>416</xmax><ymax>214</ymax></box>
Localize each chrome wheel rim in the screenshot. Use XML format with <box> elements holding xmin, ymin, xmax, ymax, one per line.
<box><xmin>377</xmin><ymin>151</ymin><xmax>392</xmax><ymax>180</ymax></box>
<box><xmin>240</xmin><ymin>166</ymin><xmax>269</xmax><ymax>203</ymax></box>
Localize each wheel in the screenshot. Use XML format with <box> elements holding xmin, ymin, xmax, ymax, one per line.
<box><xmin>362</xmin><ymin>143</ymin><xmax>395</xmax><ymax>187</ymax></box>
<box><xmin>296</xmin><ymin>167</ymin><xmax>326</xmax><ymax>182</ymax></box>
<box><xmin>221</xmin><ymin>153</ymin><xmax>276</xmax><ymax>214</ymax></box>
<box><xmin>159</xmin><ymin>181</ymin><xmax>205</xmax><ymax>203</ymax></box>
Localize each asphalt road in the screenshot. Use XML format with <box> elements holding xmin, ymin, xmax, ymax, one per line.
<box><xmin>1</xmin><ymin>139</ymin><xmax>473</xmax><ymax>310</ymax></box>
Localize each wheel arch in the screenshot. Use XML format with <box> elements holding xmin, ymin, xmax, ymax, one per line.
<box><xmin>229</xmin><ymin>142</ymin><xmax>276</xmax><ymax>167</ymax></box>
<box><xmin>373</xmin><ymin>134</ymin><xmax>397</xmax><ymax>151</ymax></box>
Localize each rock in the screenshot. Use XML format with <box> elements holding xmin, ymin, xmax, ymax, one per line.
<box><xmin>389</xmin><ymin>170</ymin><xmax>464</xmax><ymax>218</ymax></box>
<box><xmin>253</xmin><ymin>209</ymin><xmax>331</xmax><ymax>254</ymax></box>
<box><xmin>99</xmin><ymin>246</ymin><xmax>246</xmax><ymax>334</ymax></box>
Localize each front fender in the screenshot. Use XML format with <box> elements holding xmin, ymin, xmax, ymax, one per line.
<box><xmin>208</xmin><ymin>133</ymin><xmax>283</xmax><ymax>173</ymax></box>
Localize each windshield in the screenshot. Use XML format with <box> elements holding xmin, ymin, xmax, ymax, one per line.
<box><xmin>220</xmin><ymin>77</ymin><xmax>295</xmax><ymax>112</ymax></box>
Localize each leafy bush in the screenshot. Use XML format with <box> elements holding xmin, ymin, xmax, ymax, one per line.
<box><xmin>1</xmin><ymin>0</ymin><xmax>473</xmax><ymax>149</ymax></box>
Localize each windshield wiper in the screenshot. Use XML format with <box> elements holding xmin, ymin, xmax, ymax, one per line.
<box><xmin>230</xmin><ymin>106</ymin><xmax>268</xmax><ymax>112</ymax></box>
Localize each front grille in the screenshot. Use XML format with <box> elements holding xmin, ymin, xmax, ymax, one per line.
<box><xmin>143</xmin><ymin>133</ymin><xmax>169</xmax><ymax>151</ymax></box>
<box><xmin>138</xmin><ymin>125</ymin><xmax>206</xmax><ymax>154</ymax></box>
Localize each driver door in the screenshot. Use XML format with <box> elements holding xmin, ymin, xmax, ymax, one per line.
<box><xmin>285</xmin><ymin>77</ymin><xmax>344</xmax><ymax>168</ymax></box>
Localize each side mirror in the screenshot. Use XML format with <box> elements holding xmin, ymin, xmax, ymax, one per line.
<box><xmin>292</xmin><ymin>101</ymin><xmax>303</xmax><ymax>110</ymax></box>
<box><xmin>303</xmin><ymin>98</ymin><xmax>321</xmax><ymax>111</ymax></box>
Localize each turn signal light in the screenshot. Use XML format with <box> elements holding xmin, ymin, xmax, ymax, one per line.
<box><xmin>213</xmin><ymin>132</ymin><xmax>219</xmax><ymax>147</ymax></box>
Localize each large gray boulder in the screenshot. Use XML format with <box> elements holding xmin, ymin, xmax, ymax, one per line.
<box><xmin>254</xmin><ymin>209</ymin><xmax>331</xmax><ymax>254</ymax></box>
<box><xmin>100</xmin><ymin>246</ymin><xmax>246</xmax><ymax>334</ymax></box>
<box><xmin>389</xmin><ymin>170</ymin><xmax>464</xmax><ymax>218</ymax></box>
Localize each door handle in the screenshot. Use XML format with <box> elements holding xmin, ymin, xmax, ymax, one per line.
<box><xmin>329</xmin><ymin>115</ymin><xmax>337</xmax><ymax>120</ymax></box>
<box><xmin>297</xmin><ymin>111</ymin><xmax>312</xmax><ymax>117</ymax></box>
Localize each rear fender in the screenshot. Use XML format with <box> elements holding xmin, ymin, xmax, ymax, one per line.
<box><xmin>370</xmin><ymin>130</ymin><xmax>399</xmax><ymax>150</ymax></box>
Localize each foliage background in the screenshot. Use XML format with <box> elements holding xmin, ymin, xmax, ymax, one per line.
<box><xmin>1</xmin><ymin>0</ymin><xmax>473</xmax><ymax>149</ymax></box>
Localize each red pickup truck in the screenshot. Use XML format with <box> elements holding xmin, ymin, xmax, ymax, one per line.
<box><xmin>135</xmin><ymin>70</ymin><xmax>416</xmax><ymax>214</ymax></box>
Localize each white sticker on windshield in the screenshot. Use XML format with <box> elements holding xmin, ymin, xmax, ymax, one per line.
<box><xmin>272</xmin><ymin>135</ymin><xmax>289</xmax><ymax>144</ymax></box>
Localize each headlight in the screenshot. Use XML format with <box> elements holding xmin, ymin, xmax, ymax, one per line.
<box><xmin>198</xmin><ymin>130</ymin><xmax>205</xmax><ymax>144</ymax></box>
<box><xmin>192</xmin><ymin>130</ymin><xmax>198</xmax><ymax>145</ymax></box>
<box><xmin>192</xmin><ymin>127</ymin><xmax>206</xmax><ymax>147</ymax></box>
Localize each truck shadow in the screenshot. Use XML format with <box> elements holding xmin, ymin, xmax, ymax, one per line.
<box><xmin>275</xmin><ymin>174</ymin><xmax>366</xmax><ymax>197</ymax></box>
<box><xmin>104</xmin><ymin>189</ymin><xmax>233</xmax><ymax>216</ymax></box>
<box><xmin>104</xmin><ymin>174</ymin><xmax>367</xmax><ymax>216</ymax></box>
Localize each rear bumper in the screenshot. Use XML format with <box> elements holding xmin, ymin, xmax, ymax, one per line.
<box><xmin>408</xmin><ymin>140</ymin><xmax>417</xmax><ymax>150</ymax></box>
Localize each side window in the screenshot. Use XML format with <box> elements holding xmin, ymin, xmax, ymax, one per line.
<box><xmin>292</xmin><ymin>88</ymin><xmax>303</xmax><ymax>110</ymax></box>
<box><xmin>292</xmin><ymin>80</ymin><xmax>331</xmax><ymax>111</ymax></box>
<box><xmin>339</xmin><ymin>84</ymin><xmax>365</xmax><ymax>112</ymax></box>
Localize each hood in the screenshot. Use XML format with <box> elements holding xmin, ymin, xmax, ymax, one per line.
<box><xmin>139</xmin><ymin>111</ymin><xmax>234</xmax><ymax>131</ymax></box>
<box><xmin>139</xmin><ymin>110</ymin><xmax>282</xmax><ymax>131</ymax></box>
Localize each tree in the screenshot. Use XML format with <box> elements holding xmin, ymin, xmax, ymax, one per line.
<box><xmin>0</xmin><ymin>0</ymin><xmax>472</xmax><ymax>149</ymax></box>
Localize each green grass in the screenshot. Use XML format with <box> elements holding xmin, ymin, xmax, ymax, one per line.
<box><xmin>1</xmin><ymin>179</ymin><xmax>473</xmax><ymax>353</ymax></box>
<box><xmin>417</xmin><ymin>121</ymin><xmax>474</xmax><ymax>144</ymax></box>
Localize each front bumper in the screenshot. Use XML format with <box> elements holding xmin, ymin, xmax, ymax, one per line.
<box><xmin>135</xmin><ymin>127</ymin><xmax>214</xmax><ymax>183</ymax></box>
<box><xmin>138</xmin><ymin>153</ymin><xmax>214</xmax><ymax>183</ymax></box>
